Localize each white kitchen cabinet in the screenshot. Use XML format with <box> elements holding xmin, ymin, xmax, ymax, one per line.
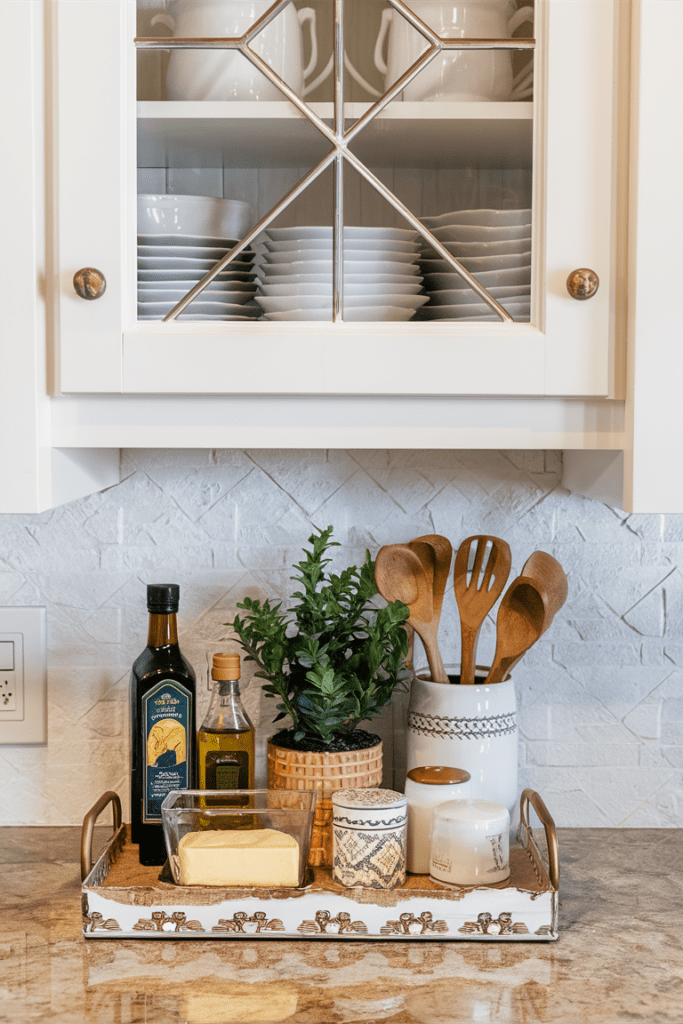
<box><xmin>54</xmin><ymin>0</ymin><xmax>622</xmax><ymax>400</ymax></box>
<box><xmin>7</xmin><ymin>0</ymin><xmax>674</xmax><ymax>514</ymax></box>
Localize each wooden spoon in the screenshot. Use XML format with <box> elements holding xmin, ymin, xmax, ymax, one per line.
<box><xmin>485</xmin><ymin>575</ymin><xmax>547</xmax><ymax>685</ymax></box>
<box><xmin>409</xmin><ymin>534</ymin><xmax>453</xmax><ymax>624</ymax></box>
<box><xmin>521</xmin><ymin>550</ymin><xmax>568</xmax><ymax>635</ymax></box>
<box><xmin>453</xmin><ymin>535</ymin><xmax>511</xmax><ymax>685</ymax></box>
<box><xmin>374</xmin><ymin>544</ymin><xmax>449</xmax><ymax>684</ymax></box>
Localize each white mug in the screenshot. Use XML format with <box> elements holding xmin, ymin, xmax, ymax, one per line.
<box><xmin>374</xmin><ymin>0</ymin><xmax>534</xmax><ymax>102</ymax></box>
<box><xmin>153</xmin><ymin>0</ymin><xmax>318</xmax><ymax>101</ymax></box>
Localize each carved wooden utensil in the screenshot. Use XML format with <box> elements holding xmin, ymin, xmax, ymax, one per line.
<box><xmin>520</xmin><ymin>550</ymin><xmax>568</xmax><ymax>636</ymax></box>
<box><xmin>485</xmin><ymin>575</ymin><xmax>548</xmax><ymax>685</ymax></box>
<box><xmin>374</xmin><ymin>544</ymin><xmax>449</xmax><ymax>684</ymax></box>
<box><xmin>453</xmin><ymin>535</ymin><xmax>511</xmax><ymax>685</ymax></box>
<box><xmin>409</xmin><ymin>534</ymin><xmax>453</xmax><ymax>625</ymax></box>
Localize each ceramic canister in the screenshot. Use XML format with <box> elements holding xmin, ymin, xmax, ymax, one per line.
<box><xmin>405</xmin><ymin>766</ymin><xmax>471</xmax><ymax>874</ymax></box>
<box><xmin>430</xmin><ymin>798</ymin><xmax>510</xmax><ymax>886</ymax></box>
<box><xmin>406</xmin><ymin>666</ymin><xmax>518</xmax><ymax>819</ymax></box>
<box><xmin>332</xmin><ymin>788</ymin><xmax>407</xmax><ymax>889</ymax></box>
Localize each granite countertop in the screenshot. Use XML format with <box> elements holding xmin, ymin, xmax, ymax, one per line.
<box><xmin>1</xmin><ymin>826</ymin><xmax>682</xmax><ymax>1024</ymax></box>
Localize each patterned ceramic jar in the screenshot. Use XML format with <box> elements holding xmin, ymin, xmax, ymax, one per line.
<box><xmin>332</xmin><ymin>788</ymin><xmax>408</xmax><ymax>889</ymax></box>
<box><xmin>406</xmin><ymin>666</ymin><xmax>518</xmax><ymax>819</ymax></box>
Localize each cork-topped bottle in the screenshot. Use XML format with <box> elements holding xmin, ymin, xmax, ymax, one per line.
<box><xmin>198</xmin><ymin>653</ymin><xmax>255</xmax><ymax>794</ymax></box>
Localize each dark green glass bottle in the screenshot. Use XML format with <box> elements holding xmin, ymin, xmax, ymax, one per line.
<box><xmin>130</xmin><ymin>584</ymin><xmax>196</xmax><ymax>865</ymax></box>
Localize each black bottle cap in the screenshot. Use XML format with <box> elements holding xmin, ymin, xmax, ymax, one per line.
<box><xmin>147</xmin><ymin>584</ymin><xmax>180</xmax><ymax>614</ymax></box>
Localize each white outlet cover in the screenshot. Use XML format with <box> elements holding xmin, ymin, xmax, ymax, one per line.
<box><xmin>0</xmin><ymin>607</ymin><xmax>46</xmax><ymax>745</ymax></box>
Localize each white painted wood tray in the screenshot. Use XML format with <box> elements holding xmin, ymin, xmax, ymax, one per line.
<box><xmin>81</xmin><ymin>789</ymin><xmax>559</xmax><ymax>941</ymax></box>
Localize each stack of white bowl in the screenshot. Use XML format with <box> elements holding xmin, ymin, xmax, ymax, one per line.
<box><xmin>255</xmin><ymin>227</ymin><xmax>428</xmax><ymax>322</ymax></box>
<box><xmin>416</xmin><ymin>209</ymin><xmax>532</xmax><ymax>322</ymax></box>
<box><xmin>137</xmin><ymin>194</ymin><xmax>260</xmax><ymax>321</ymax></box>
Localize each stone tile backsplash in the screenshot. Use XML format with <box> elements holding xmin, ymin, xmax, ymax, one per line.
<box><xmin>0</xmin><ymin>449</ymin><xmax>681</xmax><ymax>827</ymax></box>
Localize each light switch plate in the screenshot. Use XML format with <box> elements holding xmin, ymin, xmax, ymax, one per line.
<box><xmin>0</xmin><ymin>608</ymin><xmax>46</xmax><ymax>745</ymax></box>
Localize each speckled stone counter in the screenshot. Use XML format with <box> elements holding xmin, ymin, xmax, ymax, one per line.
<box><xmin>1</xmin><ymin>827</ymin><xmax>682</xmax><ymax>1023</ymax></box>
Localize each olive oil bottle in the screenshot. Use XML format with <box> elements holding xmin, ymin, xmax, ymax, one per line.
<box><xmin>130</xmin><ymin>584</ymin><xmax>196</xmax><ymax>866</ymax></box>
<box><xmin>198</xmin><ymin>653</ymin><xmax>255</xmax><ymax>801</ymax></box>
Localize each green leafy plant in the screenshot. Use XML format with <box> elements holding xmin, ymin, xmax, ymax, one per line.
<box><xmin>228</xmin><ymin>526</ymin><xmax>410</xmax><ymax>748</ymax></box>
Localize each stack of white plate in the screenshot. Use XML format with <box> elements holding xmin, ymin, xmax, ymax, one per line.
<box><xmin>137</xmin><ymin>234</ymin><xmax>260</xmax><ymax>321</ymax></box>
<box><xmin>416</xmin><ymin>209</ymin><xmax>532</xmax><ymax>322</ymax></box>
<box><xmin>256</xmin><ymin>227</ymin><xmax>427</xmax><ymax>322</ymax></box>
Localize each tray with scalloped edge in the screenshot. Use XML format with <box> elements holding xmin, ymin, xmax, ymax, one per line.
<box><xmin>81</xmin><ymin>789</ymin><xmax>558</xmax><ymax>941</ymax></box>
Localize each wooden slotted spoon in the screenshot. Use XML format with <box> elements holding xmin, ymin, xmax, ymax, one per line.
<box><xmin>374</xmin><ymin>544</ymin><xmax>449</xmax><ymax>684</ymax></box>
<box><xmin>453</xmin><ymin>535</ymin><xmax>511</xmax><ymax>685</ymax></box>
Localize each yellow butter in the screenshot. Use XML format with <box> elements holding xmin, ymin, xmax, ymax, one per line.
<box><xmin>177</xmin><ymin>828</ymin><xmax>300</xmax><ymax>887</ymax></box>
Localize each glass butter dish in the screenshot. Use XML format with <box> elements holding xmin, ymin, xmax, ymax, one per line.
<box><xmin>161</xmin><ymin>789</ymin><xmax>316</xmax><ymax>888</ymax></box>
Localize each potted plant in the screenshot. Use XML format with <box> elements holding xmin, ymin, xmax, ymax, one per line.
<box><xmin>229</xmin><ymin>526</ymin><xmax>409</xmax><ymax>866</ymax></box>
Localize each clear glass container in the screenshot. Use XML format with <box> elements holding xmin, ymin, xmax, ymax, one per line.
<box><xmin>161</xmin><ymin>789</ymin><xmax>316</xmax><ymax>887</ymax></box>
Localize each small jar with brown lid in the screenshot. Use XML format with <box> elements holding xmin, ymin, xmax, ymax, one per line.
<box><xmin>404</xmin><ymin>766</ymin><xmax>471</xmax><ymax>874</ymax></box>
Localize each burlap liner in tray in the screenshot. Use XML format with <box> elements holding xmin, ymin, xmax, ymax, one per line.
<box><xmin>92</xmin><ymin>826</ymin><xmax>548</xmax><ymax>909</ymax></box>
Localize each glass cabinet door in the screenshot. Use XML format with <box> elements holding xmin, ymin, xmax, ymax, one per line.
<box><xmin>56</xmin><ymin>0</ymin><xmax>619</xmax><ymax>397</ymax></box>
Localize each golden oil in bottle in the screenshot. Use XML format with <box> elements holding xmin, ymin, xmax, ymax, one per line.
<box><xmin>198</xmin><ymin>653</ymin><xmax>255</xmax><ymax>825</ymax></box>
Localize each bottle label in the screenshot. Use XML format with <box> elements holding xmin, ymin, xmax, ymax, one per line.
<box><xmin>142</xmin><ymin>679</ymin><xmax>193</xmax><ymax>823</ymax></box>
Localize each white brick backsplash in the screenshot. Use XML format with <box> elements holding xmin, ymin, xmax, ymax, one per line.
<box><xmin>0</xmin><ymin>448</ymin><xmax>682</xmax><ymax>826</ymax></box>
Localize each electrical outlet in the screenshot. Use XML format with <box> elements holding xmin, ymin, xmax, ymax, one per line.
<box><xmin>0</xmin><ymin>674</ymin><xmax>17</xmax><ymax>712</ymax></box>
<box><xmin>0</xmin><ymin>608</ymin><xmax>46</xmax><ymax>745</ymax></box>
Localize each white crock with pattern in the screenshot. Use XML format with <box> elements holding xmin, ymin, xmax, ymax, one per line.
<box><xmin>406</xmin><ymin>668</ymin><xmax>518</xmax><ymax>819</ymax></box>
<box><xmin>332</xmin><ymin>788</ymin><xmax>407</xmax><ymax>889</ymax></box>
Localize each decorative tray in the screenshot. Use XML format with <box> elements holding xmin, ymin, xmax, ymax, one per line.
<box><xmin>81</xmin><ymin>789</ymin><xmax>559</xmax><ymax>941</ymax></box>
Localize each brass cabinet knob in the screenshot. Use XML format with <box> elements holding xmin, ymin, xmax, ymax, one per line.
<box><xmin>73</xmin><ymin>267</ymin><xmax>107</xmax><ymax>300</ymax></box>
<box><xmin>566</xmin><ymin>268</ymin><xmax>599</xmax><ymax>300</ymax></box>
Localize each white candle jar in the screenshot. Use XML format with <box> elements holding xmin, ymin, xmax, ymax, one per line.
<box><xmin>405</xmin><ymin>766</ymin><xmax>471</xmax><ymax>874</ymax></box>
<box><xmin>332</xmin><ymin>788</ymin><xmax>407</xmax><ymax>889</ymax></box>
<box><xmin>430</xmin><ymin>799</ymin><xmax>510</xmax><ymax>886</ymax></box>
<box><xmin>406</xmin><ymin>666</ymin><xmax>518</xmax><ymax>819</ymax></box>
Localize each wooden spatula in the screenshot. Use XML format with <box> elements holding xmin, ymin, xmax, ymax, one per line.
<box><xmin>485</xmin><ymin>575</ymin><xmax>547</xmax><ymax>685</ymax></box>
<box><xmin>374</xmin><ymin>544</ymin><xmax>449</xmax><ymax>684</ymax></box>
<box><xmin>409</xmin><ymin>534</ymin><xmax>453</xmax><ymax>624</ymax></box>
<box><xmin>453</xmin><ymin>535</ymin><xmax>511</xmax><ymax>685</ymax></box>
<box><xmin>521</xmin><ymin>550</ymin><xmax>568</xmax><ymax>635</ymax></box>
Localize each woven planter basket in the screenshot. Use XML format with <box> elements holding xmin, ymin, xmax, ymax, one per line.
<box><xmin>267</xmin><ymin>738</ymin><xmax>383</xmax><ymax>868</ymax></box>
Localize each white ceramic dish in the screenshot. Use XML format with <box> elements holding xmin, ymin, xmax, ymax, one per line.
<box><xmin>264</xmin><ymin>226</ymin><xmax>419</xmax><ymax>242</ymax></box>
<box><xmin>138</xmin><ymin>234</ymin><xmax>245</xmax><ymax>249</ymax></box>
<box><xmin>137</xmin><ymin>194</ymin><xmax>252</xmax><ymax>238</ymax></box>
<box><xmin>137</xmin><ymin>269</ymin><xmax>255</xmax><ymax>283</ymax></box>
<box><xmin>420</xmin><ymin>238</ymin><xmax>532</xmax><ymax>258</ymax></box>
<box><xmin>137</xmin><ymin>244</ymin><xmax>255</xmax><ymax>262</ymax></box>
<box><xmin>138</xmin><ymin>289</ymin><xmax>256</xmax><ymax>305</ymax></box>
<box><xmin>425</xmin><ymin>267</ymin><xmax>531</xmax><ymax>291</ymax></box>
<box><xmin>137</xmin><ymin>280</ymin><xmax>257</xmax><ymax>293</ymax></box>
<box><xmin>422</xmin><ymin>208</ymin><xmax>532</xmax><ymax>228</ymax></box>
<box><xmin>262</xmin><ymin>305</ymin><xmax>419</xmax><ymax>322</ymax></box>
<box><xmin>257</xmin><ymin>272</ymin><xmax>423</xmax><ymax>286</ymax></box>
<box><xmin>259</xmin><ymin>281</ymin><xmax>424</xmax><ymax>297</ymax></box>
<box><xmin>428</xmin><ymin>223</ymin><xmax>532</xmax><ymax>243</ymax></box>
<box><xmin>262</xmin><ymin>249</ymin><xmax>418</xmax><ymax>265</ymax></box>
<box><xmin>259</xmin><ymin>260</ymin><xmax>422</xmax><ymax>277</ymax></box>
<box><xmin>420</xmin><ymin>253</ymin><xmax>532</xmax><ymax>273</ymax></box>
<box><xmin>428</xmin><ymin>284</ymin><xmax>531</xmax><ymax>306</ymax></box>
<box><xmin>264</xmin><ymin>239</ymin><xmax>421</xmax><ymax>254</ymax></box>
<box><xmin>256</xmin><ymin>294</ymin><xmax>429</xmax><ymax>314</ymax></box>
<box><xmin>420</xmin><ymin>300</ymin><xmax>531</xmax><ymax>319</ymax></box>
<box><xmin>138</xmin><ymin>301</ymin><xmax>260</xmax><ymax>317</ymax></box>
<box><xmin>138</xmin><ymin>313</ymin><xmax>256</xmax><ymax>322</ymax></box>
<box><xmin>137</xmin><ymin>256</ymin><xmax>254</xmax><ymax>272</ymax></box>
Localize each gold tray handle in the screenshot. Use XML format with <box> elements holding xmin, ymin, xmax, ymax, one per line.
<box><xmin>81</xmin><ymin>790</ymin><xmax>122</xmax><ymax>881</ymax></box>
<box><xmin>520</xmin><ymin>788</ymin><xmax>559</xmax><ymax>890</ymax></box>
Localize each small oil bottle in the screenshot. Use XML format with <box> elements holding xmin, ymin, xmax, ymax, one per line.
<box><xmin>198</xmin><ymin>653</ymin><xmax>255</xmax><ymax>794</ymax></box>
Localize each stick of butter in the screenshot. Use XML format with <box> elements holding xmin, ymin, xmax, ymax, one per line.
<box><xmin>177</xmin><ymin>828</ymin><xmax>300</xmax><ymax>887</ymax></box>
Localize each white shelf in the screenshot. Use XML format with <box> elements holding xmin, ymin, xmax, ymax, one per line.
<box><xmin>137</xmin><ymin>101</ymin><xmax>533</xmax><ymax>168</ymax></box>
